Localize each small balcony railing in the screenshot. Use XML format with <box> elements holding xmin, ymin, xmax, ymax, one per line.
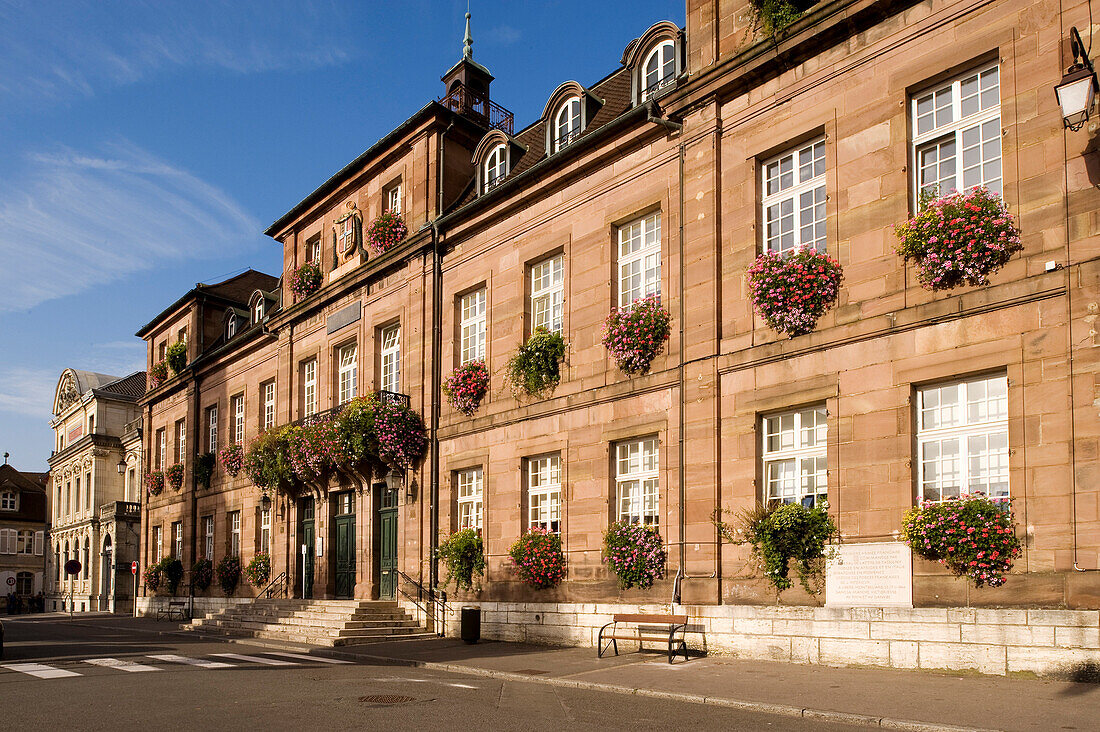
<box><xmin>641</xmin><ymin>75</ymin><xmax>675</xmax><ymax>101</ymax></box>
<box><xmin>439</xmin><ymin>83</ymin><xmax>514</xmax><ymax>136</ymax></box>
<box><xmin>295</xmin><ymin>390</ymin><xmax>411</xmax><ymax>427</ymax></box>
<box><xmin>554</xmin><ymin>127</ymin><xmax>583</xmax><ymax>152</ymax></box>
<box><xmin>100</xmin><ymin>501</ymin><xmax>141</xmax><ymax>520</ymax></box>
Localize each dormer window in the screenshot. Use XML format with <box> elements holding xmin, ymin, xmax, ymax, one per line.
<box><xmin>227</xmin><ymin>314</ymin><xmax>238</xmax><ymax>339</ymax></box>
<box><xmin>554</xmin><ymin>97</ymin><xmax>582</xmax><ymax>151</ymax></box>
<box><xmin>642</xmin><ymin>40</ymin><xmax>676</xmax><ymax>100</ymax></box>
<box><xmin>0</xmin><ymin>491</ymin><xmax>16</xmax><ymax>511</ymax></box>
<box><xmin>484</xmin><ymin>144</ymin><xmax>507</xmax><ymax>192</ymax></box>
<box><xmin>252</xmin><ymin>298</ymin><xmax>264</xmax><ymax>325</ymax></box>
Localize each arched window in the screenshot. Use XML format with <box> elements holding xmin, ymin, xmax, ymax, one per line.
<box><xmin>483</xmin><ymin>144</ymin><xmax>507</xmax><ymax>192</ymax></box>
<box><xmin>55</xmin><ymin>545</ymin><xmax>61</xmax><ymax>581</ymax></box>
<box><xmin>554</xmin><ymin>97</ymin><xmax>582</xmax><ymax>151</ymax></box>
<box><xmin>227</xmin><ymin>314</ymin><xmax>237</xmax><ymax>339</ymax></box>
<box><xmin>642</xmin><ymin>40</ymin><xmax>676</xmax><ymax>100</ymax></box>
<box><xmin>252</xmin><ymin>298</ymin><xmax>264</xmax><ymax>325</ymax></box>
<box><xmin>83</xmin><ymin>538</ymin><xmax>90</xmax><ymax>580</ymax></box>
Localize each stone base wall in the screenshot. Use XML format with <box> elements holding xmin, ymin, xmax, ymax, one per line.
<box><xmin>441</xmin><ymin>601</ymin><xmax>1100</xmax><ymax>678</ymax></box>
<box><xmin>136</xmin><ymin>595</ymin><xmax>251</xmax><ymax>618</ymax></box>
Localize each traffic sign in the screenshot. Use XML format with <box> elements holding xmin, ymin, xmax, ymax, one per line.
<box><xmin>131</xmin><ymin>561</ymin><xmax>138</xmax><ymax>575</ymax></box>
<box><xmin>5</xmin><ymin>577</ymin><xmax>14</xmax><ymax>586</ymax></box>
<box><xmin>64</xmin><ymin>559</ymin><xmax>81</xmax><ymax>576</ymax></box>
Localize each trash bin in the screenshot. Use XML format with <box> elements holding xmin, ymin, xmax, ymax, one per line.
<box><xmin>460</xmin><ymin>606</ymin><xmax>480</xmax><ymax>644</ymax></box>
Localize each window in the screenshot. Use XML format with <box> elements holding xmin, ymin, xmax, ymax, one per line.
<box><xmin>380</xmin><ymin>325</ymin><xmax>401</xmax><ymax>393</ymax></box>
<box><xmin>178</xmin><ymin>326</ymin><xmax>188</xmax><ymax>344</ymax></box>
<box><xmin>207</xmin><ymin>405</ymin><xmax>218</xmax><ymax>453</ymax></box>
<box><xmin>252</xmin><ymin>297</ymin><xmax>264</xmax><ymax>324</ymax></box>
<box><xmin>262</xmin><ymin>381</ymin><xmax>276</xmax><ymax>430</ymax></box>
<box><xmin>385</xmin><ymin>183</ymin><xmax>402</xmax><ymax>214</ymax></box>
<box><xmin>483</xmin><ymin>144</ymin><xmax>507</xmax><ymax>192</ymax></box>
<box><xmin>152</xmin><ymin>526</ymin><xmax>162</xmax><ymax>564</ymax></box>
<box><xmin>459</xmin><ymin>289</ymin><xmax>487</xmax><ymax>364</ymax></box>
<box><xmin>227</xmin><ymin>314</ymin><xmax>238</xmax><ymax>339</ymax></box>
<box><xmin>15</xmin><ymin>572</ymin><xmax>32</xmax><ymax>595</ymax></box>
<box><xmin>127</xmin><ymin>468</ymin><xmax>136</xmax><ymax>503</ymax></box>
<box><xmin>530</xmin><ymin>255</ymin><xmax>565</xmax><ymax>334</ymax></box>
<box><xmin>527</xmin><ymin>455</ymin><xmax>562</xmax><ymax>532</ymax></box>
<box><xmin>64</xmin><ymin>481</ymin><xmax>70</xmax><ymax>515</ymax></box>
<box><xmin>88</xmin><ymin>414</ymin><xmax>95</xmax><ymax>435</ymax></box>
<box><xmin>616</xmin><ymin>438</ymin><xmax>660</xmax><ymax>525</ymax></box>
<box><xmin>554</xmin><ymin>96</ymin><xmax>582</xmax><ymax>151</ymax></box>
<box><xmin>762</xmin><ymin>406</ymin><xmax>828</xmax><ymax>507</ymax></box>
<box><xmin>0</xmin><ymin>528</ymin><xmax>13</xmax><ymax>554</ymax></box>
<box><xmin>156</xmin><ymin>428</ymin><xmax>166</xmax><ymax>469</ymax></box>
<box><xmin>917</xmin><ymin>374</ymin><xmax>1009</xmax><ymax>502</ymax></box>
<box><xmin>228</xmin><ymin>511</ymin><xmax>241</xmax><ymax>557</ymax></box>
<box><xmin>260</xmin><ymin>505</ymin><xmax>271</xmax><ymax>554</ymax></box>
<box><xmin>762</xmin><ymin>139</ymin><xmax>826</xmax><ymax>254</ymax></box>
<box><xmin>618</xmin><ymin>212</ymin><xmax>661</xmax><ymax>306</ymax></box>
<box><xmin>172</xmin><ymin>521</ymin><xmax>183</xmax><ymax>559</ymax></box>
<box><xmin>303</xmin><ymin>359</ymin><xmax>317</xmax><ymax>418</ymax></box>
<box><xmin>175</xmin><ymin>419</ymin><xmax>186</xmax><ymax>464</ymax></box>
<box><xmin>203</xmin><ymin>516</ymin><xmax>214</xmax><ymax>560</ymax></box>
<box><xmin>233</xmin><ymin>395</ymin><xmax>245</xmax><ymax>445</ymax></box>
<box><xmin>85</xmin><ymin>470</ymin><xmax>91</xmax><ymax>511</ymax></box>
<box><xmin>83</xmin><ymin>538</ymin><xmax>89</xmax><ymax>579</ymax></box>
<box><xmin>0</xmin><ymin>491</ymin><xmax>15</xmax><ymax>511</ymax></box>
<box><xmin>912</xmin><ymin>65</ymin><xmax>1001</xmax><ymax>199</ymax></box>
<box><xmin>456</xmin><ymin>468</ymin><xmax>483</xmax><ymax>531</ymax></box>
<box><xmin>338</xmin><ymin>343</ymin><xmax>358</xmax><ymax>404</ymax></box>
<box><xmin>74</xmin><ymin>477</ymin><xmax>81</xmax><ymax>515</ymax></box>
<box><xmin>642</xmin><ymin>40</ymin><xmax>676</xmax><ymax>99</ymax></box>
<box><xmin>17</xmin><ymin>530</ymin><xmax>34</xmax><ymax>555</ymax></box>
<box><xmin>307</xmin><ymin>236</ymin><xmax>321</xmax><ymax>263</ymax></box>
<box><xmin>158</xmin><ymin>342</ymin><xmax>167</xmax><ymax>361</ymax></box>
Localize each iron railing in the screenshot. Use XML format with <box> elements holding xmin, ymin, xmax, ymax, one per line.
<box><xmin>553</xmin><ymin>127</ymin><xmax>583</xmax><ymax>152</ymax></box>
<box><xmin>294</xmin><ymin>390</ymin><xmax>410</xmax><ymax>427</ymax></box>
<box><xmin>395</xmin><ymin>569</ymin><xmax>449</xmax><ymax>637</ymax></box>
<box><xmin>439</xmin><ymin>83</ymin><xmax>514</xmax><ymax>135</ymax></box>
<box><xmin>641</xmin><ymin>75</ymin><xmax>675</xmax><ymax>100</ymax></box>
<box><xmin>259</xmin><ymin>571</ymin><xmax>288</xmax><ymax>599</ymax></box>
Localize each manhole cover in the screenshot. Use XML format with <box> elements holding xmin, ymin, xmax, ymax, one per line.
<box><xmin>359</xmin><ymin>695</ymin><xmax>416</xmax><ymax>705</ymax></box>
<box><xmin>514</xmin><ymin>669</ymin><xmax>548</xmax><ymax>675</ymax></box>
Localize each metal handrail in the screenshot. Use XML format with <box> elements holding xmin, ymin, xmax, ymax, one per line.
<box><xmin>259</xmin><ymin>571</ymin><xmax>287</xmax><ymax>599</ymax></box>
<box><xmin>439</xmin><ymin>83</ymin><xmax>514</xmax><ymax>135</ymax></box>
<box><xmin>394</xmin><ymin>569</ymin><xmax>449</xmax><ymax>637</ymax></box>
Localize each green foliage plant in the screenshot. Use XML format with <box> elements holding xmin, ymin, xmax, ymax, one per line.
<box><xmin>195</xmin><ymin>452</ymin><xmax>215</xmax><ymax>489</ymax></box>
<box><xmin>749</xmin><ymin>0</ymin><xmax>818</xmax><ymax>36</ymax></box>
<box><xmin>505</xmin><ymin>327</ymin><xmax>567</xmax><ymax>398</ymax></box>
<box><xmin>243</xmin><ymin>426</ymin><xmax>297</xmax><ymax>492</ymax></box>
<box><xmin>216</xmin><ymin>555</ymin><xmax>241</xmax><ymax>597</ymax></box>
<box><xmin>166</xmin><ymin>340</ymin><xmax>188</xmax><ymax>374</ymax></box>
<box><xmin>192</xmin><ymin>558</ymin><xmax>213</xmax><ymax>592</ymax></box>
<box><xmin>436</xmin><ymin>529</ymin><xmax>485</xmax><ymax>592</ymax></box>
<box><xmin>160</xmin><ymin>557</ymin><xmax>184</xmax><ymax>595</ymax></box>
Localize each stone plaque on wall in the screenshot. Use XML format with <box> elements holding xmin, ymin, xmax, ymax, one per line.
<box><xmin>825</xmin><ymin>541</ymin><xmax>913</xmax><ymax>607</ymax></box>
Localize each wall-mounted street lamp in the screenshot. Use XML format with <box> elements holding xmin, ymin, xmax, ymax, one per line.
<box><xmin>117</xmin><ymin>459</ymin><xmax>126</xmax><ymax>475</ymax></box>
<box><xmin>1055</xmin><ymin>27</ymin><xmax>1099</xmax><ymax>131</ymax></box>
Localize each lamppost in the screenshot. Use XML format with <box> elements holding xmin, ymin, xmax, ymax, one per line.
<box><xmin>1055</xmin><ymin>26</ymin><xmax>1099</xmax><ymax>131</ymax></box>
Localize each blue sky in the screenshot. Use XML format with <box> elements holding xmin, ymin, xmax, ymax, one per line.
<box><xmin>0</xmin><ymin>0</ymin><xmax>684</xmax><ymax>471</ymax></box>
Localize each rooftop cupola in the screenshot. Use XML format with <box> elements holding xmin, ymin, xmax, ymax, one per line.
<box><xmin>440</xmin><ymin>11</ymin><xmax>514</xmax><ymax>134</ymax></box>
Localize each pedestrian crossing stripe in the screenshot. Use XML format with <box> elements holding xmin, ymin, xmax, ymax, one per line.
<box><xmin>1</xmin><ymin>662</ymin><xmax>81</xmax><ymax>679</ymax></box>
<box><xmin>84</xmin><ymin>658</ymin><xmax>160</xmax><ymax>673</ymax></box>
<box><xmin>146</xmin><ymin>654</ymin><xmax>234</xmax><ymax>669</ymax></box>
<box><xmin>1</xmin><ymin>652</ymin><xmax>352</xmax><ymax>679</ymax></box>
<box><xmin>263</xmin><ymin>651</ymin><xmax>352</xmax><ymax>664</ymax></box>
<box><xmin>210</xmin><ymin>653</ymin><xmax>297</xmax><ymax>666</ymax></box>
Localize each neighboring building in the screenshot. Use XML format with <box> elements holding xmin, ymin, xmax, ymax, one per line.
<box><xmin>47</xmin><ymin>369</ymin><xmax>145</xmax><ymax>612</ymax></box>
<box><xmin>137</xmin><ymin>0</ymin><xmax>1100</xmax><ymax>673</ymax></box>
<box><xmin>0</xmin><ymin>464</ymin><xmax>47</xmax><ymax>607</ymax></box>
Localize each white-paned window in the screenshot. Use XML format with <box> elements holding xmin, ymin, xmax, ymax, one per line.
<box><xmin>152</xmin><ymin>526</ymin><xmax>162</xmax><ymax>563</ymax></box>
<box><xmin>252</xmin><ymin>298</ymin><xmax>264</xmax><ymax>324</ymax></box>
<box><xmin>616</xmin><ymin>438</ymin><xmax>660</xmax><ymax>525</ymax></box>
<box><xmin>528</xmin><ymin>455</ymin><xmax>562</xmax><ymax>533</ymax></box>
<box><xmin>762</xmin><ymin>406</ymin><xmax>828</xmax><ymax>507</ymax></box>
<box><xmin>460</xmin><ymin>289</ymin><xmax>487</xmax><ymax>364</ymax></box>
<box><xmin>207</xmin><ymin>405</ymin><xmax>218</xmax><ymax>453</ymax></box>
<box><xmin>203</xmin><ymin>516</ymin><xmax>214</xmax><ymax>560</ymax></box>
<box><xmin>386</xmin><ymin>184</ymin><xmax>402</xmax><ymax>214</ymax></box>
<box><xmin>33</xmin><ymin>531</ymin><xmax>42</xmax><ymax>556</ymax></box>
<box><xmin>642</xmin><ymin>40</ymin><xmax>676</xmax><ymax>99</ymax></box>
<box><xmin>338</xmin><ymin>343</ymin><xmax>358</xmax><ymax>404</ymax></box>
<box><xmin>233</xmin><ymin>395</ymin><xmax>245</xmax><ymax>445</ymax></box>
<box><xmin>456</xmin><ymin>468</ymin><xmax>483</xmax><ymax>532</ymax></box>
<box><xmin>74</xmin><ymin>477</ymin><xmax>81</xmax><ymax>515</ymax></box>
<box><xmin>531</xmin><ymin>255</ymin><xmax>565</xmax><ymax>334</ymax></box>
<box><xmin>0</xmin><ymin>491</ymin><xmax>15</xmax><ymax>511</ymax></box>
<box><xmin>260</xmin><ymin>506</ymin><xmax>271</xmax><ymax>554</ymax></box>
<box><xmin>17</xmin><ymin>530</ymin><xmax>33</xmax><ymax>555</ymax></box>
<box><xmin>308</xmin><ymin>238</ymin><xmax>321</xmax><ymax>263</ymax></box>
<box><xmin>263</xmin><ymin>381</ymin><xmax>276</xmax><ymax>430</ymax></box>
<box><xmin>618</xmin><ymin>212</ymin><xmax>661</xmax><ymax>306</ymax></box>
<box><xmin>917</xmin><ymin>374</ymin><xmax>1009</xmax><ymax>502</ymax></box>
<box><xmin>157</xmin><ymin>429</ymin><xmax>166</xmax><ymax>470</ymax></box>
<box><xmin>484</xmin><ymin>144</ymin><xmax>507</xmax><ymax>192</ymax></box>
<box><xmin>173</xmin><ymin>522</ymin><xmax>183</xmax><ymax>559</ymax></box>
<box><xmin>912</xmin><ymin>65</ymin><xmax>1001</xmax><ymax>199</ymax></box>
<box><xmin>554</xmin><ymin>97</ymin><xmax>582</xmax><ymax>151</ymax></box>
<box><xmin>0</xmin><ymin>528</ymin><xmax>15</xmax><ymax>554</ymax></box>
<box><xmin>227</xmin><ymin>314</ymin><xmax>237</xmax><ymax>339</ymax></box>
<box><xmin>229</xmin><ymin>511</ymin><xmax>241</xmax><ymax>557</ymax></box>
<box><xmin>762</xmin><ymin>139</ymin><xmax>826</xmax><ymax>254</ymax></box>
<box><xmin>175</xmin><ymin>419</ymin><xmax>185</xmax><ymax>464</ymax></box>
<box><xmin>380</xmin><ymin>325</ymin><xmax>401</xmax><ymax>393</ymax></box>
<box><xmin>302</xmin><ymin>359</ymin><xmax>317</xmax><ymax>417</ymax></box>
<box><xmin>85</xmin><ymin>471</ymin><xmax>91</xmax><ymax>511</ymax></box>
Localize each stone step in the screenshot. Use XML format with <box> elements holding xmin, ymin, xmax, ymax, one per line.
<box><xmin>219</xmin><ymin>609</ymin><xmax>411</xmax><ymax>622</ymax></box>
<box><xmin>206</xmin><ymin>617</ymin><xmax>419</xmax><ymax>633</ymax></box>
<box><xmin>189</xmin><ymin>624</ymin><xmax>433</xmax><ymax>647</ymax></box>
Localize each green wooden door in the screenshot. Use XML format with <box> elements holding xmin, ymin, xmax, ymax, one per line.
<box><xmin>334</xmin><ymin>493</ymin><xmax>355</xmax><ymax>599</ymax></box>
<box><xmin>379</xmin><ymin>484</ymin><xmax>398</xmax><ymax>600</ymax></box>
<box><xmin>299</xmin><ymin>499</ymin><xmax>315</xmax><ymax>599</ymax></box>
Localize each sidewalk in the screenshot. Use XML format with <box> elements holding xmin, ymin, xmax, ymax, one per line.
<box><xmin>50</xmin><ymin>614</ymin><xmax>1100</xmax><ymax>731</ymax></box>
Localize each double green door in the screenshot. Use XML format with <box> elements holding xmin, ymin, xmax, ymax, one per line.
<box><xmin>379</xmin><ymin>483</ymin><xmax>398</xmax><ymax>601</ymax></box>
<box><xmin>299</xmin><ymin>499</ymin><xmax>314</xmax><ymax>599</ymax></box>
<box><xmin>334</xmin><ymin>493</ymin><xmax>356</xmax><ymax>600</ymax></box>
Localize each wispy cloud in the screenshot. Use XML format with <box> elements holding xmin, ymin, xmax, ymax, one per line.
<box><xmin>0</xmin><ymin>140</ymin><xmax>262</xmax><ymax>313</ymax></box>
<box><xmin>0</xmin><ymin>0</ymin><xmax>352</xmax><ymax>107</ymax></box>
<box><xmin>0</xmin><ymin>368</ymin><xmax>57</xmax><ymax>419</ymax></box>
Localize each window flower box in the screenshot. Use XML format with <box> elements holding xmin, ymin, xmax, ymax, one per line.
<box><xmin>505</xmin><ymin>327</ymin><xmax>567</xmax><ymax>398</ymax></box>
<box><xmin>219</xmin><ymin>443</ymin><xmax>243</xmax><ymax>477</ymax></box>
<box><xmin>603</xmin><ymin>521</ymin><xmax>666</xmax><ymax>590</ymax></box>
<box><xmin>148</xmin><ymin>361</ymin><xmax>168</xmax><ymax>390</ymax></box>
<box><xmin>289</xmin><ymin>260</ymin><xmax>323</xmax><ymax>300</ymax></box>
<box><xmin>366</xmin><ymin>211</ymin><xmax>408</xmax><ymax>254</ymax></box>
<box><xmin>747</xmin><ymin>246</ymin><xmax>843</xmax><ymax>338</ymax></box>
<box><xmin>602</xmin><ymin>295</ymin><xmax>671</xmax><ymax>375</ymax></box>
<box><xmin>509</xmin><ymin>527</ymin><xmax>566</xmax><ymax>589</ymax></box>
<box><xmin>444</xmin><ymin>360</ymin><xmax>490</xmax><ymax>416</ymax></box>
<box><xmin>165</xmin><ymin>463</ymin><xmax>184</xmax><ymax>492</ymax></box>
<box><xmin>166</xmin><ymin>341</ymin><xmax>187</xmax><ymax>375</ymax></box>
<box><xmin>144</xmin><ymin>470</ymin><xmax>164</xmax><ymax>497</ymax></box>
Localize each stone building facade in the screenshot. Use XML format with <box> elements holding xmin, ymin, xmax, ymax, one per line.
<box><xmin>136</xmin><ymin>0</ymin><xmax>1100</xmax><ymax>672</ymax></box>
<box><xmin>0</xmin><ymin>464</ymin><xmax>48</xmax><ymax>608</ymax></box>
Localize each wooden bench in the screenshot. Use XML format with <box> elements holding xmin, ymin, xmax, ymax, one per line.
<box><xmin>157</xmin><ymin>601</ymin><xmax>188</xmax><ymax>621</ymax></box>
<box><xmin>597</xmin><ymin>613</ymin><xmax>690</xmax><ymax>663</ymax></box>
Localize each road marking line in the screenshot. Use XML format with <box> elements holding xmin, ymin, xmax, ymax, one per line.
<box><xmin>84</xmin><ymin>658</ymin><xmax>160</xmax><ymax>673</ymax></box>
<box><xmin>448</xmin><ymin>683</ymin><xmax>478</xmax><ymax>689</ymax></box>
<box><xmin>263</xmin><ymin>651</ymin><xmax>352</xmax><ymax>664</ymax></box>
<box><xmin>1</xmin><ymin>663</ymin><xmax>81</xmax><ymax>679</ymax></box>
<box><xmin>210</xmin><ymin>653</ymin><xmax>297</xmax><ymax>666</ymax></box>
<box><xmin>146</xmin><ymin>654</ymin><xmax>234</xmax><ymax>669</ymax></box>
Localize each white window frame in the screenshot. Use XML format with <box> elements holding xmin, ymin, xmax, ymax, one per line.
<box><xmin>761</xmin><ymin>139</ymin><xmax>827</xmax><ymax>255</ymax></box>
<box><xmin>338</xmin><ymin>343</ymin><xmax>358</xmax><ymax>404</ymax></box>
<box><xmin>308</xmin><ymin>238</ymin><xmax>321</xmax><ymax>263</ymax></box>
<box><xmin>483</xmin><ymin>144</ymin><xmax>507</xmax><ymax>192</ymax></box>
<box><xmin>203</xmin><ymin>516</ymin><xmax>214</xmax><ymax>560</ymax></box>
<box><xmin>157</xmin><ymin>429</ymin><xmax>166</xmax><ymax>470</ymax></box>
<box><xmin>917</xmin><ymin>374</ymin><xmax>1009</xmax><ymax>503</ymax></box>
<box><xmin>380</xmin><ymin>325</ymin><xmax>401</xmax><ymax>394</ymax></box>
<box><xmin>233</xmin><ymin>395</ymin><xmax>245</xmax><ymax>445</ymax></box>
<box><xmin>263</xmin><ymin>381</ymin><xmax>276</xmax><ymax>430</ymax></box>
<box><xmin>554</xmin><ymin>96</ymin><xmax>582</xmax><ymax>151</ymax></box>
<box><xmin>616</xmin><ymin>437</ymin><xmax>660</xmax><ymax>525</ymax></box>
<box><xmin>0</xmin><ymin>491</ymin><xmax>16</xmax><ymax>511</ymax></box>
<box><xmin>175</xmin><ymin>419</ymin><xmax>185</xmax><ymax>464</ymax></box>
<box><xmin>173</xmin><ymin>521</ymin><xmax>183</xmax><ymax>559</ymax></box>
<box><xmin>152</xmin><ymin>526</ymin><xmax>162</xmax><ymax>564</ymax></box>
<box><xmin>227</xmin><ymin>314</ymin><xmax>237</xmax><ymax>339</ymax></box>
<box><xmin>456</xmin><ymin>468</ymin><xmax>483</xmax><ymax>532</ymax></box>
<box><xmin>386</xmin><ymin>183</ymin><xmax>402</xmax><ymax>214</ymax></box>
<box><xmin>207</xmin><ymin>405</ymin><xmax>218</xmax><ymax>453</ymax></box>
<box><xmin>460</xmin><ymin>289</ymin><xmax>487</xmax><ymax>365</ymax></box>
<box><xmin>527</xmin><ymin>455</ymin><xmax>562</xmax><ymax>533</ymax></box>
<box><xmin>642</xmin><ymin>40</ymin><xmax>676</xmax><ymax>100</ymax></box>
<box><xmin>252</xmin><ymin>298</ymin><xmax>264</xmax><ymax>324</ymax></box>
<box><xmin>260</xmin><ymin>506</ymin><xmax>271</xmax><ymax>554</ymax></box>
<box><xmin>530</xmin><ymin>255</ymin><xmax>565</xmax><ymax>334</ymax></box>
<box><xmin>303</xmin><ymin>359</ymin><xmax>317</xmax><ymax>418</ymax></box>
<box><xmin>762</xmin><ymin>406</ymin><xmax>828</xmax><ymax>507</ymax></box>
<box><xmin>911</xmin><ymin>64</ymin><xmax>1002</xmax><ymax>201</ymax></box>
<box><xmin>17</xmin><ymin>530</ymin><xmax>34</xmax><ymax>555</ymax></box>
<box><xmin>618</xmin><ymin>212</ymin><xmax>661</xmax><ymax>307</ymax></box>
<box><xmin>229</xmin><ymin>511</ymin><xmax>241</xmax><ymax>557</ymax></box>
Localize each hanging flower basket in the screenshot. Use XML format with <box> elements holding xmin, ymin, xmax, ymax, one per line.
<box><xmin>219</xmin><ymin>443</ymin><xmax>244</xmax><ymax>477</ymax></box>
<box><xmin>602</xmin><ymin>295</ymin><xmax>672</xmax><ymax>375</ymax></box>
<box><xmin>195</xmin><ymin>452</ymin><xmax>215</xmax><ymax>489</ymax></box>
<box><xmin>603</xmin><ymin>521</ymin><xmax>667</xmax><ymax>590</ymax></box>
<box><xmin>289</xmin><ymin>260</ymin><xmax>323</xmax><ymax>300</ymax></box>
<box><xmin>165</xmin><ymin>463</ymin><xmax>184</xmax><ymax>491</ymax></box>
<box><xmin>437</xmin><ymin>529</ymin><xmax>485</xmax><ymax>592</ymax></box>
<box><xmin>373</xmin><ymin>401</ymin><xmax>428</xmax><ymax>470</ymax></box>
<box><xmin>166</xmin><ymin>341</ymin><xmax>187</xmax><ymax>375</ymax></box>
<box><xmin>747</xmin><ymin>246</ymin><xmax>843</xmax><ymax>338</ymax></box>
<box><xmin>144</xmin><ymin>470</ymin><xmax>164</xmax><ymax>497</ymax></box>
<box><xmin>287</xmin><ymin>420</ymin><xmax>347</xmax><ymax>483</ymax></box>
<box><xmin>244</xmin><ymin>553</ymin><xmax>272</xmax><ymax>587</ymax></box>
<box><xmin>894</xmin><ymin>187</ymin><xmax>1023</xmax><ymax>291</ymax></box>
<box><xmin>509</xmin><ymin>527</ymin><xmax>566</xmax><ymax>589</ymax></box>
<box><xmin>443</xmin><ymin>360</ymin><xmax>490</xmax><ymax>416</ymax></box>
<box><xmin>505</xmin><ymin>327</ymin><xmax>567</xmax><ymax>398</ymax></box>
<box><xmin>148</xmin><ymin>361</ymin><xmax>168</xmax><ymax>390</ymax></box>
<box><xmin>901</xmin><ymin>493</ymin><xmax>1022</xmax><ymax>588</ymax></box>
<box><xmin>366</xmin><ymin>211</ymin><xmax>408</xmax><ymax>254</ymax></box>
<box><xmin>143</xmin><ymin>563</ymin><xmax>162</xmax><ymax>592</ymax></box>
<box><xmin>216</xmin><ymin>555</ymin><xmax>241</xmax><ymax>597</ymax></box>
<box><xmin>191</xmin><ymin>558</ymin><xmax>213</xmax><ymax>592</ymax></box>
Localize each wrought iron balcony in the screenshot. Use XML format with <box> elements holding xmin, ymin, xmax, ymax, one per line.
<box><xmin>295</xmin><ymin>390</ymin><xmax>411</xmax><ymax>427</ymax></box>
<box><xmin>439</xmin><ymin>83</ymin><xmax>514</xmax><ymax>136</ymax></box>
<box><xmin>641</xmin><ymin>75</ymin><xmax>675</xmax><ymax>101</ymax></box>
<box><xmin>554</xmin><ymin>127</ymin><xmax>583</xmax><ymax>151</ymax></box>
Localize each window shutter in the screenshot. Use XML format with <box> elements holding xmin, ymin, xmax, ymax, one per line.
<box><xmin>1</xmin><ymin>529</ymin><xmax>13</xmax><ymax>554</ymax></box>
<box><xmin>34</xmin><ymin>531</ymin><xmax>43</xmax><ymax>556</ymax></box>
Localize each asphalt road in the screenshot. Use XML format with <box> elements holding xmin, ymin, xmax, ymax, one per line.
<box><xmin>1</xmin><ymin>615</ymin><xmax>864</xmax><ymax>731</ymax></box>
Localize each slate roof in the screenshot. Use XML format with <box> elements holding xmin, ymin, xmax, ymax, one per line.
<box><xmin>96</xmin><ymin>371</ymin><xmax>147</xmax><ymax>400</ymax></box>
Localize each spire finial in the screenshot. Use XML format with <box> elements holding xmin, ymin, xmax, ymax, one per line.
<box><xmin>463</xmin><ymin>10</ymin><xmax>473</xmax><ymax>59</ymax></box>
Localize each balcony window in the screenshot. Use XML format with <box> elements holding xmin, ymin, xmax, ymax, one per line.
<box><xmin>642</xmin><ymin>40</ymin><xmax>676</xmax><ymax>100</ymax></box>
<box><xmin>483</xmin><ymin>144</ymin><xmax>507</xmax><ymax>192</ymax></box>
<box><xmin>554</xmin><ymin>96</ymin><xmax>582</xmax><ymax>151</ymax></box>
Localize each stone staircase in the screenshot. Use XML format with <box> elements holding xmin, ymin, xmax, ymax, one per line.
<box><xmin>182</xmin><ymin>599</ymin><xmax>433</xmax><ymax>647</ymax></box>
